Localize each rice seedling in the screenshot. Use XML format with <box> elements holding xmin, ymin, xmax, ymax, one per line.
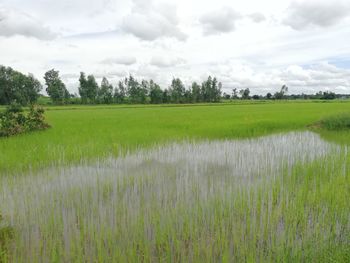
<box><xmin>0</xmin><ymin>131</ymin><xmax>348</xmax><ymax>262</ymax></box>
<box><xmin>1</xmin><ymin>101</ymin><xmax>350</xmax><ymax>175</ymax></box>
<box><xmin>318</xmin><ymin>112</ymin><xmax>350</xmax><ymax>130</ymax></box>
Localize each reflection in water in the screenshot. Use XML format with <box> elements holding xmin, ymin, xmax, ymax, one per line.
<box><xmin>0</xmin><ymin>131</ymin><xmax>343</xmax><ymax>261</ymax></box>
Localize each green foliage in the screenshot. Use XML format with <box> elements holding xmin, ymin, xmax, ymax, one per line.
<box><xmin>0</xmin><ymin>213</ymin><xmax>13</xmax><ymax>261</ymax></box>
<box><xmin>274</xmin><ymin>85</ymin><xmax>288</xmax><ymax>100</ymax></box>
<box><xmin>98</xmin><ymin>77</ymin><xmax>113</xmax><ymax>104</ymax></box>
<box><xmin>0</xmin><ymin>103</ymin><xmax>26</xmax><ymax>137</ymax></box>
<box><xmin>0</xmin><ymin>65</ymin><xmax>42</xmax><ymax>105</ymax></box>
<box><xmin>319</xmin><ymin>113</ymin><xmax>350</xmax><ymax>130</ymax></box>
<box><xmin>149</xmin><ymin>80</ymin><xmax>163</xmax><ymax>104</ymax></box>
<box><xmin>239</xmin><ymin>88</ymin><xmax>251</xmax><ymax>100</ymax></box>
<box><xmin>0</xmin><ymin>103</ymin><xmax>50</xmax><ymax>137</ymax></box>
<box><xmin>44</xmin><ymin>69</ymin><xmax>70</xmax><ymax>104</ymax></box>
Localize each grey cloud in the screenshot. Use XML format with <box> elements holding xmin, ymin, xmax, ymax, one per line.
<box><xmin>0</xmin><ymin>7</ymin><xmax>56</xmax><ymax>40</ymax></box>
<box><xmin>284</xmin><ymin>0</ymin><xmax>350</xmax><ymax>30</ymax></box>
<box><xmin>150</xmin><ymin>56</ymin><xmax>186</xmax><ymax>68</ymax></box>
<box><xmin>200</xmin><ymin>7</ymin><xmax>242</xmax><ymax>35</ymax></box>
<box><xmin>209</xmin><ymin>61</ymin><xmax>350</xmax><ymax>94</ymax></box>
<box><xmin>101</xmin><ymin>56</ymin><xmax>137</xmax><ymax>65</ymax></box>
<box><xmin>121</xmin><ymin>1</ymin><xmax>187</xmax><ymax>41</ymax></box>
<box><xmin>249</xmin><ymin>13</ymin><xmax>266</xmax><ymax>23</ymax></box>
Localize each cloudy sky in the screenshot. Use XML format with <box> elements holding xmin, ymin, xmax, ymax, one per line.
<box><xmin>1</xmin><ymin>0</ymin><xmax>350</xmax><ymax>95</ymax></box>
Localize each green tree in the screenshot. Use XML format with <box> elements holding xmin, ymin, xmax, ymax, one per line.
<box><xmin>86</xmin><ymin>75</ymin><xmax>99</xmax><ymax>103</ymax></box>
<box><xmin>0</xmin><ymin>65</ymin><xmax>42</xmax><ymax>105</ymax></box>
<box><xmin>274</xmin><ymin>85</ymin><xmax>288</xmax><ymax>100</ymax></box>
<box><xmin>78</xmin><ymin>72</ymin><xmax>88</xmax><ymax>104</ymax></box>
<box><xmin>191</xmin><ymin>82</ymin><xmax>201</xmax><ymax>103</ymax></box>
<box><xmin>114</xmin><ymin>80</ymin><xmax>126</xmax><ymax>104</ymax></box>
<box><xmin>44</xmin><ymin>69</ymin><xmax>70</xmax><ymax>104</ymax></box>
<box><xmin>98</xmin><ymin>77</ymin><xmax>113</xmax><ymax>104</ymax></box>
<box><xmin>239</xmin><ymin>88</ymin><xmax>250</xmax><ymax>100</ymax></box>
<box><xmin>169</xmin><ymin>78</ymin><xmax>185</xmax><ymax>103</ymax></box>
<box><xmin>231</xmin><ymin>88</ymin><xmax>239</xmax><ymax>99</ymax></box>
<box><xmin>201</xmin><ymin>76</ymin><xmax>222</xmax><ymax>102</ymax></box>
<box><xmin>149</xmin><ymin>80</ymin><xmax>163</xmax><ymax>104</ymax></box>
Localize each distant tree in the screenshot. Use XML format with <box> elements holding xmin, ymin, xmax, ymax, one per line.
<box><xmin>114</xmin><ymin>80</ymin><xmax>126</xmax><ymax>104</ymax></box>
<box><xmin>44</xmin><ymin>69</ymin><xmax>70</xmax><ymax>104</ymax></box>
<box><xmin>266</xmin><ymin>92</ymin><xmax>272</xmax><ymax>100</ymax></box>
<box><xmin>125</xmin><ymin>75</ymin><xmax>147</xmax><ymax>104</ymax></box>
<box><xmin>322</xmin><ymin>91</ymin><xmax>336</xmax><ymax>100</ymax></box>
<box><xmin>239</xmin><ymin>88</ymin><xmax>250</xmax><ymax>100</ymax></box>
<box><xmin>191</xmin><ymin>82</ymin><xmax>201</xmax><ymax>103</ymax></box>
<box><xmin>223</xmin><ymin>93</ymin><xmax>231</xmax><ymax>100</ymax></box>
<box><xmin>252</xmin><ymin>95</ymin><xmax>261</xmax><ymax>100</ymax></box>
<box><xmin>98</xmin><ymin>77</ymin><xmax>113</xmax><ymax>104</ymax></box>
<box><xmin>162</xmin><ymin>89</ymin><xmax>171</xmax><ymax>103</ymax></box>
<box><xmin>86</xmin><ymin>75</ymin><xmax>99</xmax><ymax>103</ymax></box>
<box><xmin>139</xmin><ymin>80</ymin><xmax>149</xmax><ymax>103</ymax></box>
<box><xmin>0</xmin><ymin>65</ymin><xmax>42</xmax><ymax>105</ymax></box>
<box><xmin>231</xmin><ymin>88</ymin><xmax>239</xmax><ymax>99</ymax></box>
<box><xmin>169</xmin><ymin>78</ymin><xmax>186</xmax><ymax>103</ymax></box>
<box><xmin>149</xmin><ymin>80</ymin><xmax>163</xmax><ymax>104</ymax></box>
<box><xmin>78</xmin><ymin>72</ymin><xmax>88</xmax><ymax>104</ymax></box>
<box><xmin>201</xmin><ymin>76</ymin><xmax>222</xmax><ymax>102</ymax></box>
<box><xmin>274</xmin><ymin>85</ymin><xmax>288</xmax><ymax>100</ymax></box>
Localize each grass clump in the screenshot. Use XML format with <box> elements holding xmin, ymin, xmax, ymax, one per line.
<box><xmin>0</xmin><ymin>213</ymin><xmax>13</xmax><ymax>262</ymax></box>
<box><xmin>318</xmin><ymin>113</ymin><xmax>350</xmax><ymax>130</ymax></box>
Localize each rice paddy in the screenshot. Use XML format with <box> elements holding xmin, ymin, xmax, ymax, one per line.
<box><xmin>0</xmin><ymin>102</ymin><xmax>350</xmax><ymax>262</ymax></box>
<box><xmin>1</xmin><ymin>131</ymin><xmax>349</xmax><ymax>262</ymax></box>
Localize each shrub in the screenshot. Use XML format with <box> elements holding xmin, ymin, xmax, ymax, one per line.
<box><xmin>0</xmin><ymin>103</ymin><xmax>50</xmax><ymax>137</ymax></box>
<box><xmin>25</xmin><ymin>105</ymin><xmax>50</xmax><ymax>131</ymax></box>
<box><xmin>319</xmin><ymin>113</ymin><xmax>350</xmax><ymax>130</ymax></box>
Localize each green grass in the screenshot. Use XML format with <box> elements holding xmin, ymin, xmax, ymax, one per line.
<box><xmin>0</xmin><ymin>132</ymin><xmax>349</xmax><ymax>262</ymax></box>
<box><xmin>0</xmin><ymin>101</ymin><xmax>349</xmax><ymax>262</ymax></box>
<box><xmin>318</xmin><ymin>112</ymin><xmax>350</xmax><ymax>130</ymax></box>
<box><xmin>1</xmin><ymin>101</ymin><xmax>350</xmax><ymax>174</ymax></box>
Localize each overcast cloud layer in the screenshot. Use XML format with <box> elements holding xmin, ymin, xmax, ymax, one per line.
<box><xmin>1</xmin><ymin>0</ymin><xmax>350</xmax><ymax>95</ymax></box>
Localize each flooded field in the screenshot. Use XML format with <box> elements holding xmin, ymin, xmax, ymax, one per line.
<box><xmin>0</xmin><ymin>131</ymin><xmax>348</xmax><ymax>262</ymax></box>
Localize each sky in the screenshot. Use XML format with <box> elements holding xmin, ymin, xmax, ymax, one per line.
<box><xmin>1</xmin><ymin>0</ymin><xmax>350</xmax><ymax>95</ymax></box>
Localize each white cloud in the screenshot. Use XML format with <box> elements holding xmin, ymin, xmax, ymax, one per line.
<box><xmin>283</xmin><ymin>0</ymin><xmax>350</xmax><ymax>30</ymax></box>
<box><xmin>150</xmin><ymin>56</ymin><xmax>186</xmax><ymax>68</ymax></box>
<box><xmin>249</xmin><ymin>12</ymin><xmax>266</xmax><ymax>23</ymax></box>
<box><xmin>101</xmin><ymin>56</ymin><xmax>137</xmax><ymax>65</ymax></box>
<box><xmin>0</xmin><ymin>0</ymin><xmax>350</xmax><ymax>95</ymax></box>
<box><xmin>199</xmin><ymin>7</ymin><xmax>242</xmax><ymax>35</ymax></box>
<box><xmin>121</xmin><ymin>0</ymin><xmax>187</xmax><ymax>41</ymax></box>
<box><xmin>0</xmin><ymin>7</ymin><xmax>56</xmax><ymax>40</ymax></box>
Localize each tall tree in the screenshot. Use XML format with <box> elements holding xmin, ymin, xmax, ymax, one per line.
<box><xmin>149</xmin><ymin>80</ymin><xmax>163</xmax><ymax>104</ymax></box>
<box><xmin>78</xmin><ymin>72</ymin><xmax>88</xmax><ymax>104</ymax></box>
<box><xmin>44</xmin><ymin>69</ymin><xmax>69</xmax><ymax>104</ymax></box>
<box><xmin>78</xmin><ymin>73</ymin><xmax>99</xmax><ymax>104</ymax></box>
<box><xmin>169</xmin><ymin>78</ymin><xmax>185</xmax><ymax>103</ymax></box>
<box><xmin>86</xmin><ymin>75</ymin><xmax>99</xmax><ymax>103</ymax></box>
<box><xmin>201</xmin><ymin>76</ymin><xmax>222</xmax><ymax>102</ymax></box>
<box><xmin>239</xmin><ymin>88</ymin><xmax>250</xmax><ymax>100</ymax></box>
<box><xmin>274</xmin><ymin>85</ymin><xmax>288</xmax><ymax>100</ymax></box>
<box><xmin>191</xmin><ymin>82</ymin><xmax>201</xmax><ymax>103</ymax></box>
<box><xmin>114</xmin><ymin>80</ymin><xmax>126</xmax><ymax>103</ymax></box>
<box><xmin>98</xmin><ymin>77</ymin><xmax>113</xmax><ymax>104</ymax></box>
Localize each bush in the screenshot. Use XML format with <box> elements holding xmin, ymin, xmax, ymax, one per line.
<box><xmin>319</xmin><ymin>113</ymin><xmax>350</xmax><ymax>130</ymax></box>
<box><xmin>0</xmin><ymin>103</ymin><xmax>50</xmax><ymax>137</ymax></box>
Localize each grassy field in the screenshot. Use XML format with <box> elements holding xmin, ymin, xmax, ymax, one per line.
<box><xmin>1</xmin><ymin>100</ymin><xmax>350</xmax><ymax>174</ymax></box>
<box><xmin>0</xmin><ymin>101</ymin><xmax>350</xmax><ymax>262</ymax></box>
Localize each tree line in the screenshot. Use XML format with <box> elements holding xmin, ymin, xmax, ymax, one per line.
<box><xmin>68</xmin><ymin>71</ymin><xmax>222</xmax><ymax>104</ymax></box>
<box><xmin>0</xmin><ymin>65</ymin><xmax>348</xmax><ymax>106</ymax></box>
